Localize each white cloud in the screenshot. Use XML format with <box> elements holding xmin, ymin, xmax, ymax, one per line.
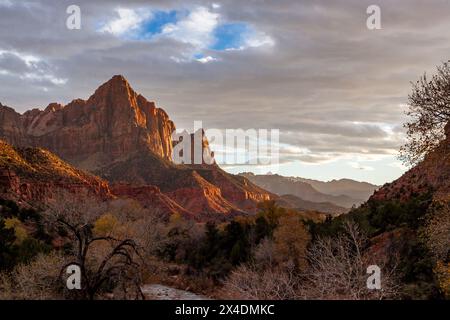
<box><xmin>21</xmin><ymin>73</ymin><xmax>67</xmax><ymax>85</ymax></box>
<box><xmin>244</xmin><ymin>30</ymin><xmax>275</xmax><ymax>48</ymax></box>
<box><xmin>0</xmin><ymin>49</ymin><xmax>66</xmax><ymax>86</ymax></box>
<box><xmin>196</xmin><ymin>55</ymin><xmax>218</xmax><ymax>63</ymax></box>
<box><xmin>0</xmin><ymin>49</ymin><xmax>40</xmax><ymax>66</ymax></box>
<box><xmin>100</xmin><ymin>8</ymin><xmax>151</xmax><ymax>36</ymax></box>
<box><xmin>162</xmin><ymin>6</ymin><xmax>219</xmax><ymax>50</ymax></box>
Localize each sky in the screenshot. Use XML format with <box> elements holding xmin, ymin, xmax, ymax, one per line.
<box><xmin>1</xmin><ymin>0</ymin><xmax>450</xmax><ymax>185</ymax></box>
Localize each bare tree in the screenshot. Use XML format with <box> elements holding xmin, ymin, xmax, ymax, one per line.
<box><xmin>301</xmin><ymin>221</ymin><xmax>399</xmax><ymax>300</ymax></box>
<box><xmin>58</xmin><ymin>219</ymin><xmax>144</xmax><ymax>300</ymax></box>
<box><xmin>400</xmin><ymin>61</ymin><xmax>450</xmax><ymax>165</ymax></box>
<box><xmin>253</xmin><ymin>237</ymin><xmax>276</xmax><ymax>268</ymax></box>
<box><xmin>44</xmin><ymin>190</ymin><xmax>108</xmax><ymax>225</ymax></box>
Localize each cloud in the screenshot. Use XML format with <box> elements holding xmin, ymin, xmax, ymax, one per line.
<box><xmin>213</xmin><ymin>22</ymin><xmax>274</xmax><ymax>51</ymax></box>
<box><xmin>0</xmin><ymin>49</ymin><xmax>39</xmax><ymax>67</ymax></box>
<box><xmin>95</xmin><ymin>5</ymin><xmax>273</xmax><ymax>62</ymax></box>
<box><xmin>99</xmin><ymin>7</ymin><xmax>152</xmax><ymax>36</ymax></box>
<box><xmin>21</xmin><ymin>72</ymin><xmax>67</xmax><ymax>86</ymax></box>
<box><xmin>0</xmin><ymin>49</ymin><xmax>67</xmax><ymax>87</ymax></box>
<box><xmin>196</xmin><ymin>55</ymin><xmax>218</xmax><ymax>64</ymax></box>
<box><xmin>243</xmin><ymin>29</ymin><xmax>274</xmax><ymax>48</ymax></box>
<box><xmin>162</xmin><ymin>6</ymin><xmax>219</xmax><ymax>50</ymax></box>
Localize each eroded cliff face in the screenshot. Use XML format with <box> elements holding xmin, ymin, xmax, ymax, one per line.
<box><xmin>0</xmin><ymin>75</ymin><xmax>175</xmax><ymax>170</ymax></box>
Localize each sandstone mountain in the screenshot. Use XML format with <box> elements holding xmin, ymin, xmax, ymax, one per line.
<box><xmin>0</xmin><ymin>76</ymin><xmax>272</xmax><ymax>219</ymax></box>
<box><xmin>0</xmin><ymin>75</ymin><xmax>174</xmax><ymax>170</ymax></box>
<box><xmin>239</xmin><ymin>172</ymin><xmax>370</xmax><ymax>208</ymax></box>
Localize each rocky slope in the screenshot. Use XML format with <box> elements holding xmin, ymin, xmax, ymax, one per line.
<box><xmin>371</xmin><ymin>122</ymin><xmax>450</xmax><ymax>203</ymax></box>
<box><xmin>96</xmin><ymin>150</ymin><xmax>271</xmax><ymax>219</ymax></box>
<box><xmin>0</xmin><ymin>139</ymin><xmax>112</xmax><ymax>206</ymax></box>
<box><xmin>343</xmin><ymin>122</ymin><xmax>450</xmax><ymax>299</ymax></box>
<box><xmin>0</xmin><ymin>76</ymin><xmax>272</xmax><ymax>219</ymax></box>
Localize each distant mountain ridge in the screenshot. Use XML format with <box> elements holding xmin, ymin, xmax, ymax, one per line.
<box><xmin>240</xmin><ymin>173</ymin><xmax>378</xmax><ymax>208</ymax></box>
<box><xmin>292</xmin><ymin>177</ymin><xmax>378</xmax><ymax>202</ymax></box>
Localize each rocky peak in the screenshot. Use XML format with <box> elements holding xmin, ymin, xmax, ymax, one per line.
<box><xmin>44</xmin><ymin>103</ymin><xmax>63</xmax><ymax>113</ymax></box>
<box><xmin>87</xmin><ymin>75</ymin><xmax>134</xmax><ymax>105</ymax></box>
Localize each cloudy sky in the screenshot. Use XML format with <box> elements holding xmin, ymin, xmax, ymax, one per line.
<box><xmin>1</xmin><ymin>0</ymin><xmax>449</xmax><ymax>184</ymax></box>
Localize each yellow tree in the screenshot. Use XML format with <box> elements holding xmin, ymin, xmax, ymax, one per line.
<box><xmin>4</xmin><ymin>217</ymin><xmax>27</xmax><ymax>244</ymax></box>
<box><xmin>273</xmin><ymin>213</ymin><xmax>310</xmax><ymax>271</ymax></box>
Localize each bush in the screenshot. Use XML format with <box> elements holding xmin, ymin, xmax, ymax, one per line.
<box><xmin>221</xmin><ymin>264</ymin><xmax>299</xmax><ymax>300</ymax></box>
<box><xmin>0</xmin><ymin>252</ymin><xmax>67</xmax><ymax>300</ymax></box>
<box><xmin>0</xmin><ymin>218</ymin><xmax>16</xmax><ymax>270</ymax></box>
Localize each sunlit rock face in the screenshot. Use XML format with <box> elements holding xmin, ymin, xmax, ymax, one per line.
<box><xmin>0</xmin><ymin>75</ymin><xmax>175</xmax><ymax>170</ymax></box>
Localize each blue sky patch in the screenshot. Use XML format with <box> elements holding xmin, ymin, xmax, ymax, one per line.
<box><xmin>140</xmin><ymin>10</ymin><xmax>179</xmax><ymax>38</ymax></box>
<box><xmin>211</xmin><ymin>23</ymin><xmax>248</xmax><ymax>51</ymax></box>
<box><xmin>99</xmin><ymin>7</ymin><xmax>259</xmax><ymax>61</ymax></box>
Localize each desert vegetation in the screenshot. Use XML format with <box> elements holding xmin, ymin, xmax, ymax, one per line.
<box><xmin>0</xmin><ymin>190</ymin><xmax>448</xmax><ymax>300</ymax></box>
